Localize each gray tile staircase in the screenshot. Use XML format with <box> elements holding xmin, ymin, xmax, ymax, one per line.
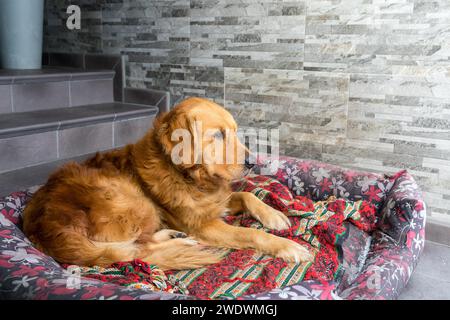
<box><xmin>44</xmin><ymin>52</ymin><xmax>126</xmax><ymax>102</ymax></box>
<box><xmin>0</xmin><ymin>102</ymin><xmax>156</xmax><ymax>138</ymax></box>
<box><xmin>0</xmin><ymin>68</ymin><xmax>115</xmax><ymax>112</ymax></box>
<box><xmin>0</xmin><ymin>61</ymin><xmax>168</xmax><ymax>197</ymax></box>
<box><xmin>0</xmin><ymin>103</ymin><xmax>158</xmax><ymax>173</ymax></box>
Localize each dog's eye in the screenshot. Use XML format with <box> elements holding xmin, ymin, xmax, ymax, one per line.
<box><xmin>213</xmin><ymin>131</ymin><xmax>224</xmax><ymax>139</ymax></box>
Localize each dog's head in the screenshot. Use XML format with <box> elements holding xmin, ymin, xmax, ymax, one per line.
<box><xmin>153</xmin><ymin>97</ymin><xmax>252</xmax><ymax>185</ymax></box>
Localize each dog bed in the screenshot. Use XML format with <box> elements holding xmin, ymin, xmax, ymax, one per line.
<box><xmin>0</xmin><ymin>156</ymin><xmax>426</xmax><ymax>300</ymax></box>
<box><xmin>57</xmin><ymin>175</ymin><xmax>377</xmax><ymax>300</ymax></box>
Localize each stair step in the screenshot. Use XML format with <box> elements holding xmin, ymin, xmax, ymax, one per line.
<box><xmin>0</xmin><ymin>67</ymin><xmax>115</xmax><ymax>84</ymax></box>
<box><xmin>0</xmin><ymin>103</ymin><xmax>158</xmax><ymax>173</ymax></box>
<box><xmin>0</xmin><ymin>67</ymin><xmax>116</xmax><ymax>113</ymax></box>
<box><xmin>0</xmin><ymin>102</ymin><xmax>158</xmax><ymax>138</ymax></box>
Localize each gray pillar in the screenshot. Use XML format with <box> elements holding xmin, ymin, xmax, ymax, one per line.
<box><xmin>0</xmin><ymin>0</ymin><xmax>45</xmax><ymax>69</ymax></box>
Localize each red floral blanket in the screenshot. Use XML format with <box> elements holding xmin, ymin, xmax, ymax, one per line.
<box><xmin>65</xmin><ymin>176</ymin><xmax>377</xmax><ymax>299</ymax></box>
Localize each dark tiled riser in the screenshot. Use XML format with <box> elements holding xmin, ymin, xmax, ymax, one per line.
<box><xmin>44</xmin><ymin>52</ymin><xmax>125</xmax><ymax>102</ymax></box>
<box><xmin>0</xmin><ymin>86</ymin><xmax>11</xmax><ymax>114</ymax></box>
<box><xmin>114</xmin><ymin>115</ymin><xmax>154</xmax><ymax>147</ymax></box>
<box><xmin>0</xmin><ymin>69</ymin><xmax>115</xmax><ymax>113</ymax></box>
<box><xmin>0</xmin><ymin>115</ymin><xmax>156</xmax><ymax>173</ymax></box>
<box><xmin>0</xmin><ymin>153</ymin><xmax>95</xmax><ymax>197</ymax></box>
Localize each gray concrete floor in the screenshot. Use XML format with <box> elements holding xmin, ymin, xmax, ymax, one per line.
<box><xmin>399</xmin><ymin>240</ymin><xmax>450</xmax><ymax>300</ymax></box>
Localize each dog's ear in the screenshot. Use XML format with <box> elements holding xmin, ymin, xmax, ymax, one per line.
<box><xmin>154</xmin><ymin>112</ymin><xmax>172</xmax><ymax>155</ymax></box>
<box><xmin>155</xmin><ymin>109</ymin><xmax>200</xmax><ymax>168</ymax></box>
<box><xmin>155</xmin><ymin>111</ymin><xmax>177</xmax><ymax>156</ymax></box>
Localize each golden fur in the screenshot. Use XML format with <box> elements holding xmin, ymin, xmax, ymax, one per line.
<box><xmin>23</xmin><ymin>97</ymin><xmax>312</xmax><ymax>270</ymax></box>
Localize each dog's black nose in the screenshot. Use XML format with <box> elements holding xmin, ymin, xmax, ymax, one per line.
<box><xmin>245</xmin><ymin>158</ymin><xmax>255</xmax><ymax>169</ymax></box>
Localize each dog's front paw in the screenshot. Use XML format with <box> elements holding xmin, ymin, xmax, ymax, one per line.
<box><xmin>274</xmin><ymin>239</ymin><xmax>314</xmax><ymax>263</ymax></box>
<box><xmin>153</xmin><ymin>229</ymin><xmax>187</xmax><ymax>242</ymax></box>
<box><xmin>257</xmin><ymin>206</ymin><xmax>291</xmax><ymax>231</ymax></box>
<box><xmin>171</xmin><ymin>237</ymin><xmax>199</xmax><ymax>246</ymax></box>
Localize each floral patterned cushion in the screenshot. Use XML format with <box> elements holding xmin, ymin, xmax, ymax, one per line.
<box><xmin>377</xmin><ymin>170</ymin><xmax>426</xmax><ymax>244</ymax></box>
<box><xmin>337</xmin><ymin>223</ymin><xmax>372</xmax><ymax>292</ymax></box>
<box><xmin>258</xmin><ymin>157</ymin><xmax>423</xmax><ymax>244</ymax></box>
<box><xmin>258</xmin><ymin>156</ymin><xmax>395</xmax><ymax>210</ymax></box>
<box><xmin>239</xmin><ymin>280</ymin><xmax>340</xmax><ymax>300</ymax></box>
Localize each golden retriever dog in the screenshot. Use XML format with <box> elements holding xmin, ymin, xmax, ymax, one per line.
<box><xmin>23</xmin><ymin>97</ymin><xmax>312</xmax><ymax>270</ymax></box>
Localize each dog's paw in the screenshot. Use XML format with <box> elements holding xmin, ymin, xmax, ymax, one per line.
<box><xmin>256</xmin><ymin>206</ymin><xmax>291</xmax><ymax>231</ymax></box>
<box><xmin>274</xmin><ymin>239</ymin><xmax>314</xmax><ymax>263</ymax></box>
<box><xmin>153</xmin><ymin>229</ymin><xmax>187</xmax><ymax>242</ymax></box>
<box><xmin>171</xmin><ymin>237</ymin><xmax>199</xmax><ymax>246</ymax></box>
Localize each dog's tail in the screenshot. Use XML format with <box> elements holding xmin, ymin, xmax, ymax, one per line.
<box><xmin>35</xmin><ymin>231</ymin><xmax>224</xmax><ymax>270</ymax></box>
<box><xmin>137</xmin><ymin>239</ymin><xmax>225</xmax><ymax>270</ymax></box>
